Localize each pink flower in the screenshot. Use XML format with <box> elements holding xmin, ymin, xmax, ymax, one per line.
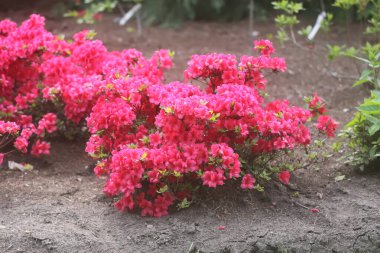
<box><xmin>149</xmin><ymin>133</ymin><xmax>161</xmax><ymax>147</ymax></box>
<box><xmin>30</xmin><ymin>140</ymin><xmax>50</xmax><ymax>157</ymax></box>
<box><xmin>308</xmin><ymin>93</ymin><xmax>326</xmax><ymax>116</ymax></box>
<box><xmin>201</xmin><ymin>170</ymin><xmax>225</xmax><ymax>188</ymax></box>
<box><xmin>315</xmin><ymin>115</ymin><xmax>339</xmax><ymax>138</ymax></box>
<box><xmin>241</xmin><ymin>174</ymin><xmax>255</xmax><ymax>189</ymax></box>
<box><xmin>14</xmin><ymin>137</ymin><xmax>28</xmax><ymax>153</ymax></box>
<box><xmin>254</xmin><ymin>40</ymin><xmax>275</xmax><ymax>56</ymax></box>
<box><xmin>279</xmin><ymin>171</ymin><xmax>291</xmax><ymax>185</ymax></box>
<box><xmin>310</xmin><ymin>208</ymin><xmax>319</xmax><ymax>213</ymax></box>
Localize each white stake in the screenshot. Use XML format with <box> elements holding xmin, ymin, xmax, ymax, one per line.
<box><xmin>308</xmin><ymin>11</ymin><xmax>326</xmax><ymax>41</ymax></box>
<box><xmin>119</xmin><ymin>3</ymin><xmax>142</xmax><ymax>26</ymax></box>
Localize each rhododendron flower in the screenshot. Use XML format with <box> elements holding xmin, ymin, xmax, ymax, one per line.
<box><xmin>14</xmin><ymin>137</ymin><xmax>28</xmax><ymax>153</ymax></box>
<box><xmin>308</xmin><ymin>93</ymin><xmax>326</xmax><ymax>116</ymax></box>
<box><xmin>254</xmin><ymin>40</ymin><xmax>275</xmax><ymax>56</ymax></box>
<box><xmin>201</xmin><ymin>170</ymin><xmax>225</xmax><ymax>188</ymax></box>
<box><xmin>279</xmin><ymin>171</ymin><xmax>291</xmax><ymax>185</ymax></box>
<box><xmin>36</xmin><ymin>113</ymin><xmax>57</xmax><ymax>135</ymax></box>
<box><xmin>241</xmin><ymin>174</ymin><xmax>255</xmax><ymax>189</ymax></box>
<box><xmin>0</xmin><ymin>121</ymin><xmax>19</xmax><ymax>135</ymax></box>
<box><xmin>31</xmin><ymin>140</ymin><xmax>50</xmax><ymax>157</ymax></box>
<box><xmin>315</xmin><ymin>115</ymin><xmax>339</xmax><ymax>138</ymax></box>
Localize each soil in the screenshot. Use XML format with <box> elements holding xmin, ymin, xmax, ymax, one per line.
<box><xmin>0</xmin><ymin>2</ymin><xmax>380</xmax><ymax>253</ymax></box>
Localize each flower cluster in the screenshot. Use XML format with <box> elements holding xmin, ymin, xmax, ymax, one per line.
<box><xmin>183</xmin><ymin>41</ymin><xmax>286</xmax><ymax>92</ymax></box>
<box><xmin>306</xmin><ymin>93</ymin><xmax>339</xmax><ymax>137</ymax></box>
<box><xmin>0</xmin><ymin>15</ymin><xmax>172</xmax><ymax>164</ymax></box>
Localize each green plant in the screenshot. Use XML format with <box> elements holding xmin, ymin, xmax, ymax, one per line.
<box><xmin>334</xmin><ymin>0</ymin><xmax>380</xmax><ymax>34</ymax></box>
<box><xmin>66</xmin><ymin>0</ymin><xmax>257</xmax><ymax>27</ymax></box>
<box><xmin>272</xmin><ymin>0</ymin><xmax>304</xmax><ymax>43</ymax></box>
<box><xmin>65</xmin><ymin>0</ymin><xmax>141</xmax><ymax>24</ymax></box>
<box><xmin>341</xmin><ymin>90</ymin><xmax>380</xmax><ymax>169</ymax></box>
<box><xmin>272</xmin><ymin>0</ymin><xmax>334</xmax><ymax>44</ymax></box>
<box><xmin>272</xmin><ymin>0</ymin><xmax>380</xmax><ymax>170</ymax></box>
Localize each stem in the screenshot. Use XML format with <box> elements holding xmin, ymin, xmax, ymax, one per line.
<box><xmin>290</xmin><ymin>25</ymin><xmax>298</xmax><ymax>45</ymax></box>
<box><xmin>4</xmin><ymin>149</ymin><xmax>16</xmax><ymax>155</ymax></box>
<box><xmin>0</xmin><ymin>136</ymin><xmax>15</xmax><ymax>149</ymax></box>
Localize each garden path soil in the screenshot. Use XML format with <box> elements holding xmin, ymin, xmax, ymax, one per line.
<box><xmin>0</xmin><ymin>4</ymin><xmax>379</xmax><ymax>253</ymax></box>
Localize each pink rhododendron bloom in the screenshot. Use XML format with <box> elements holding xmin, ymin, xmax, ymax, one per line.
<box><xmin>308</xmin><ymin>93</ymin><xmax>326</xmax><ymax>116</ymax></box>
<box><xmin>254</xmin><ymin>40</ymin><xmax>275</xmax><ymax>56</ymax></box>
<box><xmin>315</xmin><ymin>115</ymin><xmax>339</xmax><ymax>138</ymax></box>
<box><xmin>14</xmin><ymin>137</ymin><xmax>28</xmax><ymax>153</ymax></box>
<box><xmin>201</xmin><ymin>170</ymin><xmax>225</xmax><ymax>188</ymax></box>
<box><xmin>31</xmin><ymin>140</ymin><xmax>50</xmax><ymax>157</ymax></box>
<box><xmin>241</xmin><ymin>174</ymin><xmax>255</xmax><ymax>189</ymax></box>
<box><xmin>0</xmin><ymin>153</ymin><xmax>4</xmax><ymax>165</ymax></box>
<box><xmin>279</xmin><ymin>171</ymin><xmax>291</xmax><ymax>185</ymax></box>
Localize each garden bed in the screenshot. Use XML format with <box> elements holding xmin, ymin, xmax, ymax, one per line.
<box><xmin>0</xmin><ymin>5</ymin><xmax>379</xmax><ymax>253</ymax></box>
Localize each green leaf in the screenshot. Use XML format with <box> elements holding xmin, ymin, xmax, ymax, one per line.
<box><xmin>297</xmin><ymin>25</ymin><xmax>312</xmax><ymax>36</ymax></box>
<box><xmin>353</xmin><ymin>78</ymin><xmax>370</xmax><ymax>87</ymax></box>
<box><xmin>327</xmin><ymin>44</ymin><xmax>343</xmax><ymax>61</ymax></box>
<box><xmin>368</xmin><ymin>124</ymin><xmax>380</xmax><ymax>136</ymax></box>
<box><xmin>358</xmin><ymin>105</ymin><xmax>380</xmax><ymax>113</ymax></box>
<box><xmin>157</xmin><ymin>184</ymin><xmax>168</xmax><ymax>194</ymax></box>
<box><xmin>364</xmin><ymin>113</ymin><xmax>380</xmax><ymax>124</ymax></box>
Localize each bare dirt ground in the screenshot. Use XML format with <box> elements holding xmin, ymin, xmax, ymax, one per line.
<box><xmin>0</xmin><ymin>2</ymin><xmax>379</xmax><ymax>253</ymax></box>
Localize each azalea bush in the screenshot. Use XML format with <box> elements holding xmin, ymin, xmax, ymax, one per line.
<box><xmin>1</xmin><ymin>15</ymin><xmax>338</xmax><ymax>217</ymax></box>
<box><xmin>85</xmin><ymin>40</ymin><xmax>338</xmax><ymax>217</ymax></box>
<box><xmin>0</xmin><ymin>14</ymin><xmax>171</xmax><ymax>164</ymax></box>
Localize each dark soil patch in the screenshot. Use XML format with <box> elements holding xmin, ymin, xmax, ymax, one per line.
<box><xmin>0</xmin><ymin>5</ymin><xmax>379</xmax><ymax>253</ymax></box>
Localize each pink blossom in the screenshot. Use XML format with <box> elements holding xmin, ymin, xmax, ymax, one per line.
<box><xmin>241</xmin><ymin>174</ymin><xmax>255</xmax><ymax>189</ymax></box>
<box><xmin>279</xmin><ymin>171</ymin><xmax>291</xmax><ymax>185</ymax></box>
<box><xmin>315</xmin><ymin>115</ymin><xmax>339</xmax><ymax>138</ymax></box>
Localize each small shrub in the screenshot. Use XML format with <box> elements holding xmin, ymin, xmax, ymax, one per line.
<box><xmin>0</xmin><ymin>15</ymin><xmax>170</xmax><ymax>163</ymax></box>
<box><xmin>86</xmin><ymin>40</ymin><xmax>337</xmax><ymax>217</ymax></box>
<box><xmin>0</xmin><ymin>16</ymin><xmax>337</xmax><ymax>217</ymax></box>
<box><xmin>341</xmin><ymin>90</ymin><xmax>380</xmax><ymax>169</ymax></box>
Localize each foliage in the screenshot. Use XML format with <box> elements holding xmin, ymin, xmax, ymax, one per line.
<box><xmin>272</xmin><ymin>0</ymin><xmax>333</xmax><ymax>43</ymax></box>
<box><xmin>333</xmin><ymin>0</ymin><xmax>380</xmax><ymax>33</ymax></box>
<box><xmin>327</xmin><ymin>1</ymin><xmax>380</xmax><ymax>170</ymax></box>
<box><xmin>65</xmin><ymin>0</ymin><xmax>141</xmax><ymax>24</ymax></box>
<box><xmin>341</xmin><ymin>90</ymin><xmax>380</xmax><ymax>169</ymax></box>
<box><xmin>272</xmin><ymin>0</ymin><xmax>380</xmax><ymax>170</ymax></box>
<box><xmin>141</xmin><ymin>0</ymin><xmax>254</xmax><ymax>27</ymax></box>
<box><xmin>66</xmin><ymin>0</ymin><xmax>267</xmax><ymax>27</ymax></box>
<box><xmin>338</xmin><ymin>42</ymin><xmax>380</xmax><ymax>169</ymax></box>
